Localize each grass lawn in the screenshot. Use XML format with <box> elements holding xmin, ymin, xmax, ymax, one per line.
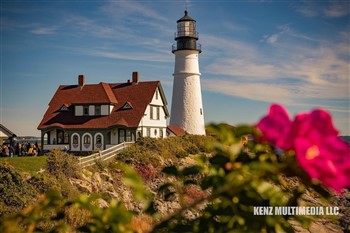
<box><xmin>0</xmin><ymin>156</ymin><xmax>47</xmax><ymax>174</ymax></box>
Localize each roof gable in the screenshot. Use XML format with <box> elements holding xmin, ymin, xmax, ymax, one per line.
<box><xmin>38</xmin><ymin>80</ymin><xmax>167</xmax><ymax>130</ymax></box>
<box><xmin>0</xmin><ymin>124</ymin><xmax>15</xmax><ymax>137</ymax></box>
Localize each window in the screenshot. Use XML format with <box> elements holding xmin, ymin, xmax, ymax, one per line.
<box><xmin>121</xmin><ymin>102</ymin><xmax>132</xmax><ymax>110</ymax></box>
<box><xmin>126</xmin><ymin>130</ymin><xmax>132</xmax><ymax>142</ymax></box>
<box><xmin>154</xmin><ymin>129</ymin><xmax>158</xmax><ymax>136</ymax></box>
<box><xmin>83</xmin><ymin>106</ymin><xmax>89</xmax><ymax>116</ymax></box>
<box><xmin>72</xmin><ymin>134</ymin><xmax>79</xmax><ymax>149</ymax></box>
<box><xmin>156</xmin><ymin>89</ymin><xmax>159</xmax><ymax>100</ymax></box>
<box><xmin>157</xmin><ymin>107</ymin><xmax>160</xmax><ymax>120</ymax></box>
<box><xmin>57</xmin><ymin>130</ymin><xmax>69</xmax><ymax>144</ymax></box>
<box><xmin>200</xmin><ymin>108</ymin><xmax>203</xmax><ymax>115</ymax></box>
<box><xmin>150</xmin><ymin>106</ymin><xmax>160</xmax><ymax>120</ymax></box>
<box><xmin>160</xmin><ymin>129</ymin><xmax>163</xmax><ymax>138</ymax></box>
<box><xmin>150</xmin><ymin>106</ymin><xmax>154</xmax><ymax>119</ymax></box>
<box><xmin>95</xmin><ymin>134</ymin><xmax>102</xmax><ymax>149</ymax></box>
<box><xmin>147</xmin><ymin>128</ymin><xmax>150</xmax><ymax>137</ymax></box>
<box><xmin>73</xmin><ymin>135</ymin><xmax>78</xmax><ymax>144</ymax></box>
<box><xmin>119</xmin><ymin>130</ymin><xmax>125</xmax><ymax>143</ymax></box>
<box><xmin>96</xmin><ymin>135</ymin><xmax>102</xmax><ymax>144</ymax></box>
<box><xmin>95</xmin><ymin>106</ymin><xmax>101</xmax><ymax>115</ymax></box>
<box><xmin>84</xmin><ymin>135</ymin><xmax>91</xmax><ymax>144</ymax></box>
<box><xmin>60</xmin><ymin>105</ymin><xmax>69</xmax><ymax>111</ymax></box>
<box><xmin>178</xmin><ymin>21</ymin><xmax>195</xmax><ymax>37</ymax></box>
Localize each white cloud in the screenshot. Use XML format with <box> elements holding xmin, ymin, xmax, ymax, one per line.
<box><xmin>101</xmin><ymin>0</ymin><xmax>167</xmax><ymax>22</ymax></box>
<box><xmin>296</xmin><ymin>4</ymin><xmax>319</xmax><ymax>17</ymax></box>
<box><xmin>31</xmin><ymin>27</ymin><xmax>56</xmax><ymax>35</ymax></box>
<box><xmin>266</xmin><ymin>34</ymin><xmax>279</xmax><ymax>44</ymax></box>
<box><xmin>69</xmin><ymin>47</ymin><xmax>172</xmax><ymax>63</ymax></box>
<box><xmin>206</xmin><ymin>58</ymin><xmax>277</xmax><ymax>78</ymax></box>
<box><xmin>296</xmin><ymin>1</ymin><xmax>350</xmax><ymax>18</ymax></box>
<box><xmin>202</xmin><ymin>79</ymin><xmax>292</xmax><ymax>104</ymax></box>
<box><xmin>324</xmin><ymin>1</ymin><xmax>350</xmax><ymax>17</ymax></box>
<box><xmin>201</xmin><ymin>25</ymin><xmax>349</xmax><ymax>107</ymax></box>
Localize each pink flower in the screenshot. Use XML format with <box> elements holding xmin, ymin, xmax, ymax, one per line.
<box><xmin>291</xmin><ymin>109</ymin><xmax>350</xmax><ymax>193</ymax></box>
<box><xmin>294</xmin><ymin>135</ymin><xmax>350</xmax><ymax>193</ymax></box>
<box><xmin>257</xmin><ymin>105</ymin><xmax>350</xmax><ymax>193</ymax></box>
<box><xmin>256</xmin><ymin>104</ymin><xmax>292</xmax><ymax>149</ymax></box>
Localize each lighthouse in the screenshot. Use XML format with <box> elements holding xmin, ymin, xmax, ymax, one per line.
<box><xmin>170</xmin><ymin>10</ymin><xmax>206</xmax><ymax>135</ymax></box>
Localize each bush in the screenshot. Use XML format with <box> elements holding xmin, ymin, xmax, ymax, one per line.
<box><xmin>116</xmin><ymin>135</ymin><xmax>213</xmax><ymax>167</ymax></box>
<box><xmin>0</xmin><ymin>163</ymin><xmax>38</xmax><ymax>214</ymax></box>
<box><xmin>135</xmin><ymin>164</ymin><xmax>158</xmax><ymax>182</ymax></box>
<box><xmin>46</xmin><ymin>149</ymin><xmax>81</xmax><ymax>178</ymax></box>
<box><xmin>27</xmin><ymin>172</ymin><xmax>60</xmax><ymax>194</ymax></box>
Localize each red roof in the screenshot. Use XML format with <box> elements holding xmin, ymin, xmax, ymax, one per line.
<box><xmin>38</xmin><ymin>81</ymin><xmax>168</xmax><ymax>130</ymax></box>
<box><xmin>167</xmin><ymin>125</ymin><xmax>186</xmax><ymax>136</ymax></box>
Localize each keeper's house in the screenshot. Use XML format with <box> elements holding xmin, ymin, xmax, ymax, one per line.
<box><xmin>37</xmin><ymin>72</ymin><xmax>169</xmax><ymax>152</ymax></box>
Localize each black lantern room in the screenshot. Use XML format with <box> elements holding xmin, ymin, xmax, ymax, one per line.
<box><xmin>172</xmin><ymin>10</ymin><xmax>201</xmax><ymax>53</ymax></box>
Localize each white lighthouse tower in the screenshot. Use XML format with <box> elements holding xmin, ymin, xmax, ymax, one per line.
<box><xmin>170</xmin><ymin>10</ymin><xmax>205</xmax><ymax>135</ymax></box>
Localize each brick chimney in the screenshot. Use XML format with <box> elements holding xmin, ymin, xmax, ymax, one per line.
<box><xmin>78</xmin><ymin>75</ymin><xmax>85</xmax><ymax>87</ymax></box>
<box><xmin>132</xmin><ymin>72</ymin><xmax>139</xmax><ymax>84</ymax></box>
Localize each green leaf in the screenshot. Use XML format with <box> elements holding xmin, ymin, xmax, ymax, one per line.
<box><xmin>184</xmin><ymin>179</ymin><xmax>199</xmax><ymax>185</ymax></box>
<box><xmin>209</xmin><ymin>155</ymin><xmax>230</xmax><ymax>167</ymax></box>
<box><xmin>162</xmin><ymin>165</ymin><xmax>179</xmax><ymax>176</ymax></box>
<box><xmin>181</xmin><ymin>165</ymin><xmax>202</xmax><ymax>176</ymax></box>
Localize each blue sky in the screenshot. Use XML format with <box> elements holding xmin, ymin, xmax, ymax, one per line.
<box><xmin>1</xmin><ymin>0</ymin><xmax>349</xmax><ymax>136</ymax></box>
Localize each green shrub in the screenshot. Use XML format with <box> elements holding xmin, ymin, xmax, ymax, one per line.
<box><xmin>27</xmin><ymin>172</ymin><xmax>60</xmax><ymax>194</ymax></box>
<box><xmin>116</xmin><ymin>135</ymin><xmax>213</xmax><ymax>166</ymax></box>
<box><xmin>0</xmin><ymin>163</ymin><xmax>38</xmax><ymax>214</ymax></box>
<box><xmin>46</xmin><ymin>149</ymin><xmax>81</xmax><ymax>179</ymax></box>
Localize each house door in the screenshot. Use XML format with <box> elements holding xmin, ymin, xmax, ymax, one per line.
<box><xmin>118</xmin><ymin>129</ymin><xmax>134</xmax><ymax>143</ymax></box>
<box><xmin>118</xmin><ymin>129</ymin><xmax>126</xmax><ymax>144</ymax></box>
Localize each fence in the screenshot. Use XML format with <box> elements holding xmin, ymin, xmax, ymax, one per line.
<box><xmin>78</xmin><ymin>142</ymin><xmax>134</xmax><ymax>168</ymax></box>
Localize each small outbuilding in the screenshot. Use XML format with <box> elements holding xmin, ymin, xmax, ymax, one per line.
<box><xmin>0</xmin><ymin>124</ymin><xmax>16</xmax><ymax>145</ymax></box>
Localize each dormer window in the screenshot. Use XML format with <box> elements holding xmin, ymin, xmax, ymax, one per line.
<box><xmin>83</xmin><ymin>106</ymin><xmax>89</xmax><ymax>116</ymax></box>
<box><xmin>60</xmin><ymin>105</ymin><xmax>69</xmax><ymax>111</ymax></box>
<box><xmin>95</xmin><ymin>105</ymin><xmax>101</xmax><ymax>116</ymax></box>
<box><xmin>121</xmin><ymin>102</ymin><xmax>133</xmax><ymax>110</ymax></box>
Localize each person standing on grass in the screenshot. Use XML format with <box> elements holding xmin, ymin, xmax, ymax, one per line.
<box><xmin>9</xmin><ymin>146</ymin><xmax>14</xmax><ymax>157</ymax></box>
<box><xmin>4</xmin><ymin>146</ymin><xmax>9</xmax><ymax>157</ymax></box>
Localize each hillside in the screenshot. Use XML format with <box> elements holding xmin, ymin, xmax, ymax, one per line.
<box><xmin>0</xmin><ymin>132</ymin><xmax>349</xmax><ymax>233</ymax></box>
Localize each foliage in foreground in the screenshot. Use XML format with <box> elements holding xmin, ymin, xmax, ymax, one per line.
<box><xmin>0</xmin><ymin>104</ymin><xmax>349</xmax><ymax>232</ymax></box>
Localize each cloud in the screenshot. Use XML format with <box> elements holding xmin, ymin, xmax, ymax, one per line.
<box><xmin>31</xmin><ymin>27</ymin><xmax>56</xmax><ymax>35</ymax></box>
<box><xmin>68</xmin><ymin>47</ymin><xmax>172</xmax><ymax>63</ymax></box>
<box><xmin>266</xmin><ymin>34</ymin><xmax>279</xmax><ymax>44</ymax></box>
<box><xmin>101</xmin><ymin>0</ymin><xmax>167</xmax><ymax>22</ymax></box>
<box><xmin>296</xmin><ymin>4</ymin><xmax>319</xmax><ymax>17</ymax></box>
<box><xmin>296</xmin><ymin>1</ymin><xmax>350</xmax><ymax>18</ymax></box>
<box><xmin>206</xmin><ymin>58</ymin><xmax>277</xmax><ymax>78</ymax></box>
<box><xmin>202</xmin><ymin>79</ymin><xmax>292</xmax><ymax>104</ymax></box>
<box><xmin>201</xmin><ymin>25</ymin><xmax>349</xmax><ymax>108</ymax></box>
<box><xmin>324</xmin><ymin>1</ymin><xmax>350</xmax><ymax>17</ymax></box>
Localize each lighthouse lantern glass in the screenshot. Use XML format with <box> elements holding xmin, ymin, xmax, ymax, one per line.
<box><xmin>177</xmin><ymin>21</ymin><xmax>196</xmax><ymax>37</ymax></box>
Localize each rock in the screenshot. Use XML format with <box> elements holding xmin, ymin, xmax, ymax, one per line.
<box><xmin>94</xmin><ymin>198</ymin><xmax>109</xmax><ymax>208</ymax></box>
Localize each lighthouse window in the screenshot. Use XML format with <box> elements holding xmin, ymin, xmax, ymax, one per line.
<box><xmin>178</xmin><ymin>21</ymin><xmax>192</xmax><ymax>37</ymax></box>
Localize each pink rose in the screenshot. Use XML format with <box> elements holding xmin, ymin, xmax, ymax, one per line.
<box><xmin>257</xmin><ymin>105</ymin><xmax>350</xmax><ymax>193</ymax></box>
<box><xmin>256</xmin><ymin>104</ymin><xmax>292</xmax><ymax>149</ymax></box>
<box><xmin>291</xmin><ymin>110</ymin><xmax>349</xmax><ymax>193</ymax></box>
<box><xmin>295</xmin><ymin>136</ymin><xmax>350</xmax><ymax>193</ymax></box>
